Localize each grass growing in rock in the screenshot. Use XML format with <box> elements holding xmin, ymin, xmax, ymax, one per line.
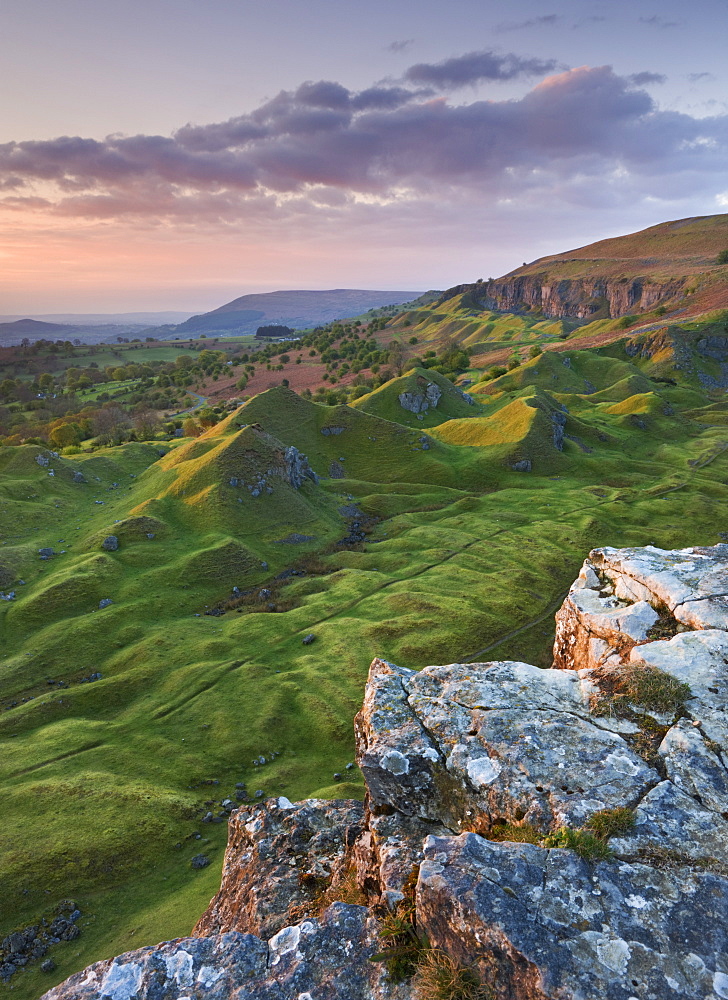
<box><xmin>412</xmin><ymin>950</ymin><xmax>494</xmax><ymax>1000</ymax></box>
<box><xmin>1</xmin><ymin>332</ymin><xmax>727</xmax><ymax>997</ymax></box>
<box><xmin>591</xmin><ymin>663</ymin><xmax>691</xmax><ymax>717</ymax></box>
<box><xmin>542</xmin><ymin>828</ymin><xmax>614</xmax><ymax>863</ymax></box>
<box><xmin>486</xmin><ymin>809</ymin><xmax>634</xmax><ymax>862</ymax></box>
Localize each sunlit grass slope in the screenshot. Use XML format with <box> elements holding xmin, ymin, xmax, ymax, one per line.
<box><xmin>1</xmin><ymin>340</ymin><xmax>727</xmax><ymax>999</ymax></box>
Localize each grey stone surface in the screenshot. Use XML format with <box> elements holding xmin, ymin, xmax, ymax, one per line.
<box><xmin>358</xmin><ymin>657</ymin><xmax>657</xmax><ymax>833</ymax></box>
<box><xmin>284</xmin><ymin>445</ymin><xmax>318</xmax><ymax>489</ymax></box>
<box><xmin>418</xmin><ymin>832</ymin><xmax>728</xmax><ymax>1000</ymax></box>
<box><xmin>101</xmin><ymin>535</ymin><xmax>119</xmax><ymax>551</ymax></box>
<box><xmin>42</xmin><ymin>909</ymin><xmax>411</xmax><ymax>1000</ymax></box>
<box><xmin>590</xmin><ymin>543</ymin><xmax>728</xmax><ymax>629</ymax></box>
<box><xmin>194</xmin><ymin>798</ymin><xmax>364</xmax><ymax>939</ymax></box>
<box><xmin>398</xmin><ymin>382</ymin><xmax>442</xmax><ymax>414</ymax></box>
<box><xmin>610</xmin><ymin>779</ymin><xmax>728</xmax><ymax>865</ymax></box>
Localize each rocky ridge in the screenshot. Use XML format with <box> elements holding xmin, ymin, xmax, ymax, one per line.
<box><xmin>41</xmin><ymin>545</ymin><xmax>728</xmax><ymax>1000</ymax></box>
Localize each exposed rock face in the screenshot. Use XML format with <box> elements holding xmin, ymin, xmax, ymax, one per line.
<box><xmin>194</xmin><ymin>798</ymin><xmax>364</xmax><ymax>939</ymax></box>
<box><xmin>40</xmin><ymin>907</ymin><xmax>413</xmax><ymax>1000</ymax></box>
<box><xmin>44</xmin><ymin>544</ymin><xmax>728</xmax><ymax>1000</ymax></box>
<box><xmin>284</xmin><ymin>445</ymin><xmax>318</xmax><ymax>489</ymax></box>
<box><xmin>398</xmin><ymin>381</ymin><xmax>441</xmax><ymax>414</ymax></box>
<box><xmin>476</xmin><ymin>275</ymin><xmax>687</xmax><ymax>319</ymax></box>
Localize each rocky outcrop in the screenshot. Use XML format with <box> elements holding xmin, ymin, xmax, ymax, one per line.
<box><xmin>43</xmin><ymin>544</ymin><xmax>728</xmax><ymax>1000</ymax></box>
<box><xmin>399</xmin><ymin>381</ymin><xmax>442</xmax><ymax>414</ymax></box>
<box><xmin>193</xmin><ymin>798</ymin><xmax>364</xmax><ymax>939</ymax></box>
<box><xmin>475</xmin><ymin>275</ymin><xmax>687</xmax><ymax>320</ymax></box>
<box><xmin>283</xmin><ymin>445</ymin><xmax>318</xmax><ymax>489</ymax></box>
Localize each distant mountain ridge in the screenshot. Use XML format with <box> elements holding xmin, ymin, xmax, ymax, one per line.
<box><xmin>166</xmin><ymin>288</ymin><xmax>426</xmax><ymax>337</ymax></box>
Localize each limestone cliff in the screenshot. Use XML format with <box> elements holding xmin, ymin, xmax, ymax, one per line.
<box><xmin>42</xmin><ymin>545</ymin><xmax>728</xmax><ymax>1000</ymax></box>
<box><xmin>476</xmin><ymin>274</ymin><xmax>687</xmax><ymax>320</ymax></box>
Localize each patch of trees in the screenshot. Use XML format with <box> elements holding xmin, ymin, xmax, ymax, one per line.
<box><xmin>255</xmin><ymin>325</ymin><xmax>294</xmax><ymax>339</ymax></box>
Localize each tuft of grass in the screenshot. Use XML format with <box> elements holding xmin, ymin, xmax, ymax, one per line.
<box><xmin>412</xmin><ymin>950</ymin><xmax>494</xmax><ymax>1000</ymax></box>
<box><xmin>591</xmin><ymin>662</ymin><xmax>691</xmax><ymax>717</ymax></box>
<box><xmin>487</xmin><ymin>821</ymin><xmax>541</xmax><ymax>845</ymax></box>
<box><xmin>543</xmin><ymin>827</ymin><xmax>613</xmax><ymax>863</ymax></box>
<box><xmin>621</xmin><ymin>662</ymin><xmax>691</xmax><ymax>714</ymax></box>
<box><xmin>370</xmin><ymin>867</ymin><xmax>427</xmax><ymax>982</ymax></box>
<box><xmin>585</xmin><ymin>807</ymin><xmax>635</xmax><ymax>840</ymax></box>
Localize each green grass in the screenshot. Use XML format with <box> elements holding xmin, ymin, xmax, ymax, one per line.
<box><xmin>0</xmin><ymin>330</ymin><xmax>727</xmax><ymax>997</ymax></box>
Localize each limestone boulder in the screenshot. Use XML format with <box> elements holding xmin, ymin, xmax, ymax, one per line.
<box><xmin>417</xmin><ymin>832</ymin><xmax>728</xmax><ymax>1000</ymax></box>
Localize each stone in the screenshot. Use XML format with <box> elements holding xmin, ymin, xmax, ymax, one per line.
<box><xmin>551</xmin><ymin>409</ymin><xmax>567</xmax><ymax>450</ymax></box>
<box><xmin>101</xmin><ymin>535</ymin><xmax>119</xmax><ymax>551</ymax></box>
<box><xmin>609</xmin><ymin>779</ymin><xmax>728</xmax><ymax>865</ymax></box>
<box><xmin>40</xmin><ymin>958</ymin><xmax>56</xmax><ymax>973</ymax></box>
<box><xmin>191</xmin><ymin>854</ymin><xmax>211</xmax><ymax>869</ymax></box>
<box><xmin>417</xmin><ymin>832</ymin><xmax>728</xmax><ymax>1000</ymax></box>
<box><xmin>72</xmin><ymin>471</ymin><xmax>85</xmax><ymax>483</ymax></box>
<box><xmin>357</xmin><ymin>657</ymin><xmax>657</xmax><ymax>834</ymax></box>
<box><xmin>195</xmin><ymin>798</ymin><xmax>364</xmax><ymax>939</ymax></box>
<box><xmin>35</xmin><ymin>454</ymin><xmax>50</xmax><ymax>467</ymax></box>
<box><xmin>589</xmin><ymin>543</ymin><xmax>728</xmax><ymax>629</ymax></box>
<box><xmin>399</xmin><ymin>381</ymin><xmax>442</xmax><ymax>414</ymax></box>
<box><xmin>38</xmin><ymin>548</ymin><xmax>54</xmax><ymax>560</ymax></box>
<box><xmin>98</xmin><ymin>598</ymin><xmax>113</xmax><ymax>610</ymax></box>
<box><xmin>510</xmin><ymin>459</ymin><xmax>532</xmax><ymax>472</ymax></box>
<box><xmin>284</xmin><ymin>445</ymin><xmax>318</xmax><ymax>489</ymax></box>
<box><xmin>41</xmin><ymin>909</ymin><xmax>410</xmax><ymax>1000</ymax></box>
<box><xmin>302</xmin><ymin>633</ymin><xmax>316</xmax><ymax>645</ymax></box>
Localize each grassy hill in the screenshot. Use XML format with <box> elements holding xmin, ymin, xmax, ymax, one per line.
<box><xmin>2</xmin><ymin>218</ymin><xmax>728</xmax><ymax>998</ymax></box>
<box><xmin>2</xmin><ymin>326</ymin><xmax>727</xmax><ymax>998</ymax></box>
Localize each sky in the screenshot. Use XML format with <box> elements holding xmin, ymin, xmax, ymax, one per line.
<box><xmin>1</xmin><ymin>0</ymin><xmax>727</xmax><ymax>313</ymax></box>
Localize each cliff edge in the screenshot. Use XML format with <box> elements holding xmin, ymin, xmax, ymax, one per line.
<box><xmin>40</xmin><ymin>544</ymin><xmax>728</xmax><ymax>1000</ymax></box>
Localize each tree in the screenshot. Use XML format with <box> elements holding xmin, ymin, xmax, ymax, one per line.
<box><xmin>50</xmin><ymin>422</ymin><xmax>83</xmax><ymax>449</ymax></box>
<box><xmin>387</xmin><ymin>340</ymin><xmax>405</xmax><ymax>375</ymax></box>
<box><xmin>717</xmin><ymin>249</ymin><xmax>728</xmax><ymax>265</ymax></box>
<box><xmin>93</xmin><ymin>405</ymin><xmax>131</xmax><ymax>444</ymax></box>
<box><xmin>182</xmin><ymin>417</ymin><xmax>200</xmax><ymax>437</ymax></box>
<box><xmin>528</xmin><ymin>345</ymin><xmax>543</xmax><ymax>358</ymax></box>
<box><xmin>133</xmin><ymin>408</ymin><xmax>162</xmax><ymax>441</ymax></box>
<box><xmin>197</xmin><ymin>407</ymin><xmax>217</xmax><ymax>428</ymax></box>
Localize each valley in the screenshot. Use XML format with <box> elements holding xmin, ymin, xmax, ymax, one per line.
<box><xmin>1</xmin><ymin>215</ymin><xmax>727</xmax><ymax>998</ymax></box>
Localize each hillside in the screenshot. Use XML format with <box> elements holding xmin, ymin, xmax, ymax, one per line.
<box><xmin>166</xmin><ymin>289</ymin><xmax>427</xmax><ymax>337</ymax></box>
<box><xmin>455</xmin><ymin>214</ymin><xmax>728</xmax><ymax>323</ymax></box>
<box><xmin>1</xmin><ymin>311</ymin><xmax>727</xmax><ymax>997</ymax></box>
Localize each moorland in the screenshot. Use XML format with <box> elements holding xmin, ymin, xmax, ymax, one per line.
<box><xmin>1</xmin><ymin>213</ymin><xmax>727</xmax><ymax>998</ymax></box>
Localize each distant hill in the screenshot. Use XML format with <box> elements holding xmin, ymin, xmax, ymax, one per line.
<box><xmin>0</xmin><ymin>318</ymin><xmax>74</xmax><ymax>338</ymax></box>
<box><xmin>470</xmin><ymin>213</ymin><xmax>728</xmax><ymax>321</ymax></box>
<box><xmin>163</xmin><ymin>288</ymin><xmax>426</xmax><ymax>337</ymax></box>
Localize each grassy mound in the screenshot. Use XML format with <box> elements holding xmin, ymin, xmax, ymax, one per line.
<box><xmin>1</xmin><ymin>344</ymin><xmax>727</xmax><ymax>1000</ymax></box>
<box><xmin>352</xmin><ymin>368</ymin><xmax>481</xmax><ymax>427</ymax></box>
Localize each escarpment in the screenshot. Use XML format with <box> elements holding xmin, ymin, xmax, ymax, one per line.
<box><xmin>476</xmin><ymin>274</ymin><xmax>688</xmax><ymax>319</ymax></box>
<box><xmin>42</xmin><ymin>545</ymin><xmax>728</xmax><ymax>1000</ymax></box>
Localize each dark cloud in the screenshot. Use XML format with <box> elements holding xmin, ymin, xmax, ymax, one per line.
<box><xmin>404</xmin><ymin>50</ymin><xmax>560</xmax><ymax>89</ymax></box>
<box><xmin>495</xmin><ymin>14</ymin><xmax>562</xmax><ymax>32</ymax></box>
<box><xmin>639</xmin><ymin>15</ymin><xmax>680</xmax><ymax>28</ymax></box>
<box><xmin>386</xmin><ymin>39</ymin><xmax>414</xmax><ymax>53</ymax></box>
<box><xmin>689</xmin><ymin>72</ymin><xmax>715</xmax><ymax>82</ymax></box>
<box><xmin>629</xmin><ymin>72</ymin><xmax>667</xmax><ymax>85</ymax></box>
<box><xmin>1</xmin><ymin>64</ymin><xmax>726</xmax><ymax>226</ymax></box>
